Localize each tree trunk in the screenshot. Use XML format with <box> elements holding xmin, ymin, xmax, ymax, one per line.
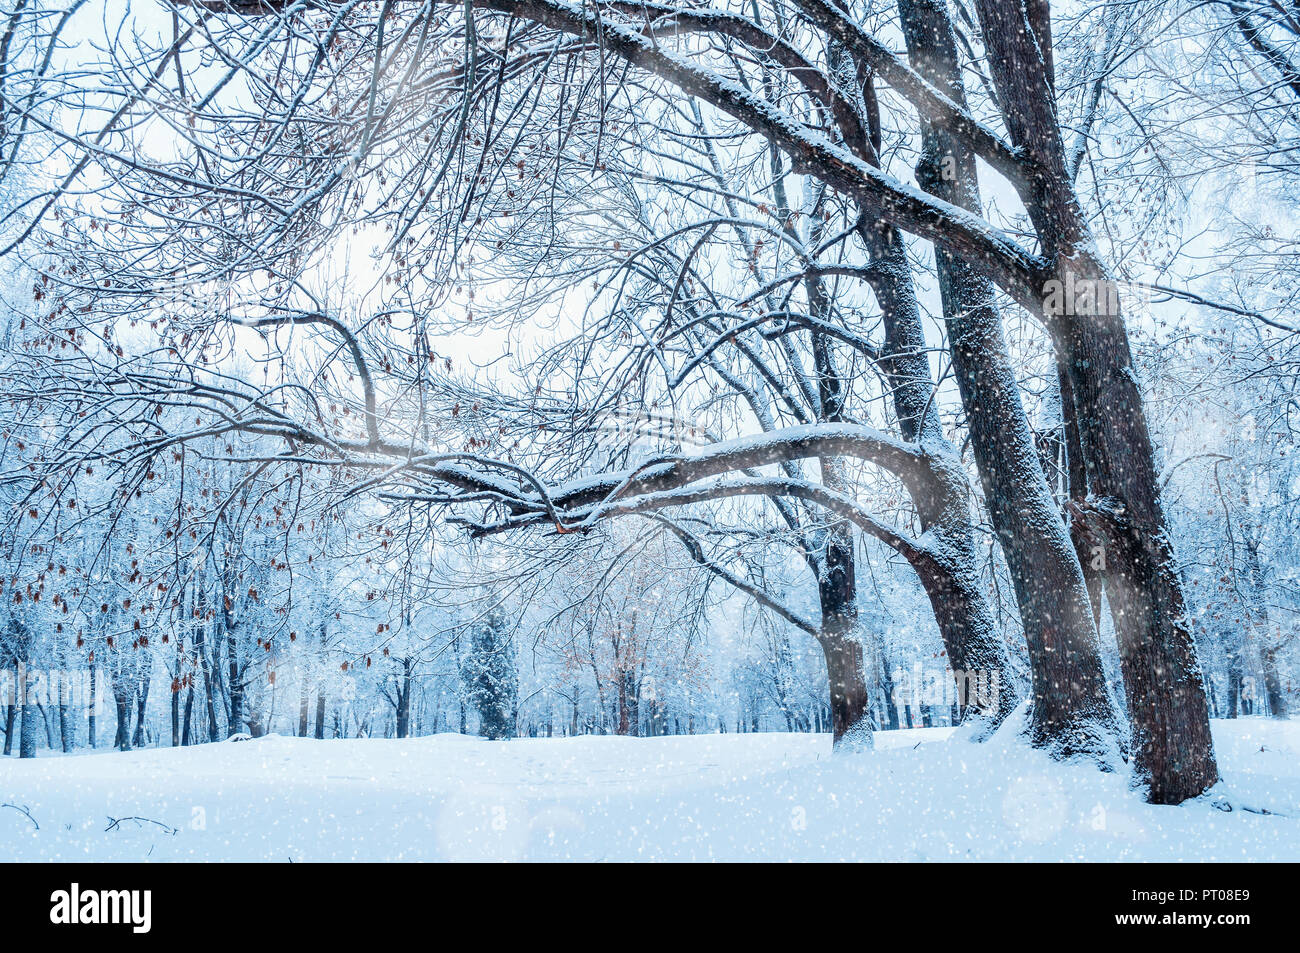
<box><xmin>171</xmin><ymin>677</ymin><xmax>181</xmax><ymax>747</ymax></box>
<box><xmin>820</xmin><ymin>624</ymin><xmax>870</xmax><ymax>749</ymax></box>
<box><xmin>1062</xmin><ymin>310</ymin><xmax>1219</xmax><ymax>800</ymax></box>
<box><xmin>616</xmin><ymin>669</ymin><xmax>632</xmax><ymax>736</ymax></box>
<box><xmin>192</xmin><ymin>601</ymin><xmax>220</xmax><ymax>742</ymax></box>
<box><xmin>395</xmin><ymin>658</ymin><xmax>413</xmax><ymax>739</ymax></box>
<box><xmin>182</xmin><ymin>681</ymin><xmax>194</xmax><ymax>746</ymax></box>
<box><xmin>58</xmin><ymin>670</ymin><xmax>72</xmax><ymax>753</ymax></box>
<box><xmin>133</xmin><ymin>666</ymin><xmax>150</xmax><ymax>749</ymax></box>
<box><xmin>858</xmin><ymin>219</ymin><xmax>1020</xmax><ymax>731</ymax></box>
<box><xmin>897</xmin><ymin>0</ymin><xmax>1121</xmax><ymax>760</ymax></box>
<box><xmin>1261</xmin><ymin>644</ymin><xmax>1288</xmax><ymax>719</ymax></box>
<box><xmin>879</xmin><ymin>654</ymin><xmax>901</xmax><ymax>731</ymax></box>
<box><xmin>971</xmin><ymin>0</ymin><xmax>1217</xmax><ymax>802</ymax></box>
<box><xmin>59</xmin><ymin>700</ymin><xmax>71</xmax><ymax>753</ymax></box>
<box><xmin>1056</xmin><ymin>358</ymin><xmax>1105</xmax><ymax>629</ymax></box>
<box><xmin>113</xmin><ymin>685</ymin><xmax>132</xmax><ymax>752</ymax></box>
<box><xmin>17</xmin><ymin>658</ymin><xmax>38</xmax><ymax>757</ymax></box>
<box><xmin>298</xmin><ymin>675</ymin><xmax>310</xmax><ymax>737</ymax></box>
<box><xmin>19</xmin><ymin>694</ymin><xmax>38</xmax><ymax>759</ymax></box>
<box><xmin>88</xmin><ymin>663</ymin><xmax>97</xmax><ymax>749</ymax></box>
<box><xmin>1245</xmin><ymin>535</ymin><xmax>1288</xmax><ymax>719</ymax></box>
<box><xmin>227</xmin><ymin>627</ymin><xmax>243</xmax><ymax>738</ymax></box>
<box><xmin>2</xmin><ymin>702</ymin><xmax>14</xmax><ymax>756</ymax></box>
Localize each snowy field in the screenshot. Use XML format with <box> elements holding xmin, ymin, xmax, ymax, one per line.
<box><xmin>2</xmin><ymin>716</ymin><xmax>1297</xmax><ymax>862</ymax></box>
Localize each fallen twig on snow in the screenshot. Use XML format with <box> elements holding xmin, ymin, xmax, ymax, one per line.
<box><xmin>104</xmin><ymin>815</ymin><xmax>179</xmax><ymax>835</ymax></box>
<box><xmin>2</xmin><ymin>803</ymin><xmax>39</xmax><ymax>830</ymax></box>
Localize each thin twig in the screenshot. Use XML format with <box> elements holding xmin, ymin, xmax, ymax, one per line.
<box><xmin>2</xmin><ymin>803</ymin><xmax>39</xmax><ymax>831</ymax></box>
<box><xmin>105</xmin><ymin>815</ymin><xmax>179</xmax><ymax>835</ymax></box>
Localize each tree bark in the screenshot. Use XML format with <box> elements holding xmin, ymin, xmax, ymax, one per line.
<box><xmin>298</xmin><ymin>674</ymin><xmax>310</xmax><ymax>737</ymax></box>
<box><xmin>970</xmin><ymin>0</ymin><xmax>1217</xmax><ymax>802</ymax></box>
<box><xmin>17</xmin><ymin>658</ymin><xmax>38</xmax><ymax>758</ymax></box>
<box><xmin>182</xmin><ymin>681</ymin><xmax>194</xmax><ymax>746</ymax></box>
<box><xmin>113</xmin><ymin>686</ymin><xmax>131</xmax><ymax>752</ymax></box>
<box><xmin>171</xmin><ymin>678</ymin><xmax>181</xmax><ymax>747</ymax></box>
<box><xmin>132</xmin><ymin>661</ymin><xmax>150</xmax><ymax>749</ymax></box>
<box><xmin>816</xmin><ymin>526</ymin><xmax>872</xmax><ymax>748</ymax></box>
<box><xmin>227</xmin><ymin>625</ymin><xmax>243</xmax><ymax>737</ymax></box>
<box><xmin>1261</xmin><ymin>643</ymin><xmax>1287</xmax><ymax>719</ymax></box>
<box><xmin>2</xmin><ymin>701</ymin><xmax>14</xmax><ymax>756</ymax></box>
<box><xmin>88</xmin><ymin>662</ymin><xmax>97</xmax><ymax>749</ymax></box>
<box><xmin>395</xmin><ymin>657</ymin><xmax>413</xmax><ymax>739</ymax></box>
<box><xmin>857</xmin><ymin>219</ymin><xmax>1020</xmax><ymax>731</ymax></box>
<box><xmin>898</xmin><ymin>0</ymin><xmax>1121</xmax><ymax>759</ymax></box>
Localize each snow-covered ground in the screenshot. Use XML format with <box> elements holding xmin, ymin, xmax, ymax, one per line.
<box><xmin>2</xmin><ymin>716</ymin><xmax>1297</xmax><ymax>861</ymax></box>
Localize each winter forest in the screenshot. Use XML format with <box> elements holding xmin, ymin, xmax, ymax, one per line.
<box><xmin>0</xmin><ymin>0</ymin><xmax>1297</xmax><ymax>864</ymax></box>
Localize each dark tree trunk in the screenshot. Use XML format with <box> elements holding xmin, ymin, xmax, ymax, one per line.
<box><xmin>1245</xmin><ymin>536</ymin><xmax>1289</xmax><ymax>719</ymax></box>
<box><xmin>204</xmin><ymin>664</ymin><xmax>220</xmax><ymax>742</ymax></box>
<box><xmin>1261</xmin><ymin>646</ymin><xmax>1287</xmax><ymax>719</ymax></box>
<box><xmin>395</xmin><ymin>657</ymin><xmax>413</xmax><ymax>739</ymax></box>
<box><xmin>1057</xmin><ymin>358</ymin><xmax>1104</xmax><ymax>629</ymax></box>
<box><xmin>171</xmin><ymin>675</ymin><xmax>181</xmax><ymax>747</ymax></box>
<box><xmin>879</xmin><ymin>655</ymin><xmax>901</xmax><ymax>731</ymax></box>
<box><xmin>616</xmin><ymin>668</ymin><xmax>636</xmax><ymax>736</ymax></box>
<box><xmin>820</xmin><ymin>625</ymin><xmax>870</xmax><ymax>747</ymax></box>
<box><xmin>315</xmin><ymin>623</ymin><xmax>328</xmax><ymax>739</ymax></box>
<box><xmin>858</xmin><ymin>219</ymin><xmax>1020</xmax><ymax>730</ymax></box>
<box><xmin>191</xmin><ymin>601</ymin><xmax>220</xmax><ymax>743</ymax></box>
<box><xmin>113</xmin><ymin>687</ymin><xmax>131</xmax><ymax>752</ymax></box>
<box><xmin>897</xmin><ymin>0</ymin><xmax>1120</xmax><ymax>759</ymax></box>
<box><xmin>133</xmin><ymin>670</ymin><xmax>150</xmax><ymax>749</ymax></box>
<box><xmin>1227</xmin><ymin>643</ymin><xmax>1242</xmax><ymax>719</ymax></box>
<box><xmin>58</xmin><ymin>677</ymin><xmax>71</xmax><ymax>753</ymax></box>
<box><xmin>19</xmin><ymin>695</ymin><xmax>37</xmax><ymax>759</ymax></box>
<box><xmin>88</xmin><ymin>663</ymin><xmax>97</xmax><ymax>749</ymax></box>
<box><xmin>182</xmin><ymin>681</ymin><xmax>194</xmax><ymax>746</ymax></box>
<box><xmin>971</xmin><ymin>0</ymin><xmax>1217</xmax><ymax>802</ymax></box>
<box><xmin>298</xmin><ymin>676</ymin><xmax>310</xmax><ymax>737</ymax></box>
<box><xmin>3</xmin><ymin>702</ymin><xmax>14</xmax><ymax>756</ymax></box>
<box><xmin>815</xmin><ymin>514</ymin><xmax>872</xmax><ymax>748</ymax></box>
<box><xmin>17</xmin><ymin>657</ymin><xmax>38</xmax><ymax>758</ymax></box>
<box><xmin>227</xmin><ymin>628</ymin><xmax>243</xmax><ymax>738</ymax></box>
<box><xmin>1063</xmin><ymin>325</ymin><xmax>1219</xmax><ymax>800</ymax></box>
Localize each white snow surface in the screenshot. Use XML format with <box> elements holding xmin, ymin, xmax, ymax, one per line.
<box><xmin>2</xmin><ymin>718</ymin><xmax>1297</xmax><ymax>861</ymax></box>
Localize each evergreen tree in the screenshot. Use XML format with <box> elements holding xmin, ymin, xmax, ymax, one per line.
<box><xmin>460</xmin><ymin>608</ymin><xmax>517</xmax><ymax>740</ymax></box>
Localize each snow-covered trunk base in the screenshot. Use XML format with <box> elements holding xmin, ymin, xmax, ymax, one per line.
<box><xmin>942</xmin><ymin>290</ymin><xmax>1119</xmax><ymax>762</ymax></box>
<box><xmin>1051</xmin><ymin>254</ymin><xmax>1218</xmax><ymax>803</ymax></box>
<box><xmin>820</xmin><ymin>630</ymin><xmax>872</xmax><ymax>752</ymax></box>
<box><xmin>914</xmin><ymin>551</ymin><xmax>1019</xmax><ymax>735</ymax></box>
<box><xmin>1100</xmin><ymin>521</ymin><xmax>1218</xmax><ymax>802</ymax></box>
<box><xmin>816</xmin><ymin>517</ymin><xmax>872</xmax><ymax>752</ymax></box>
